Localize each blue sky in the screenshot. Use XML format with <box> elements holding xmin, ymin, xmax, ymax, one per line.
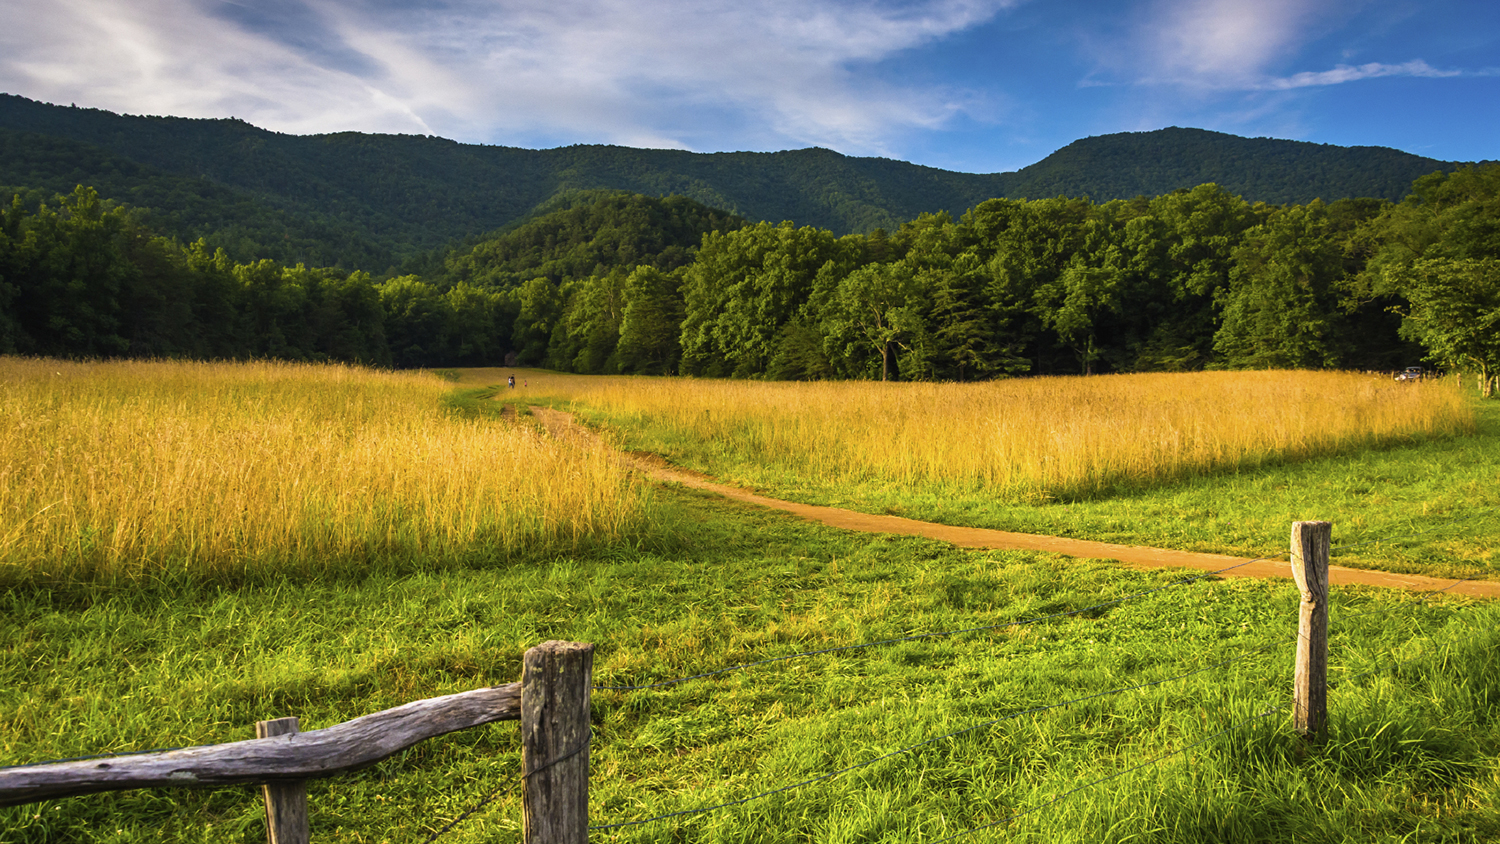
<box><xmin>1</xmin><ymin>0</ymin><xmax>1496</xmax><ymax>173</ymax></box>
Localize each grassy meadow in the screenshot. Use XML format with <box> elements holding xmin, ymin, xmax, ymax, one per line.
<box><xmin>2</xmin><ymin>362</ymin><xmax>1497</xmax><ymax>843</ymax></box>
<box><xmin>0</xmin><ymin>358</ymin><xmax>649</xmax><ymax>588</ymax></box>
<box><xmin>524</xmin><ymin>370</ymin><xmax>1474</xmax><ymax>501</ymax></box>
<box><xmin>473</xmin><ymin>367</ymin><xmax>1496</xmax><ymax>578</ymax></box>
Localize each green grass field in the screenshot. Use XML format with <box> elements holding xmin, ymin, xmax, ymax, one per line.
<box><xmin>563</xmin><ymin>387</ymin><xmax>1500</xmax><ymax>581</ymax></box>
<box><xmin>2</xmin><ymin>372</ymin><xmax>1497</xmax><ymax>843</ymax></box>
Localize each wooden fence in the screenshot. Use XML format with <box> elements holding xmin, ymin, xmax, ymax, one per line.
<box><xmin>0</xmin><ymin>522</ymin><xmax>1339</xmax><ymax>842</ymax></box>
<box><xmin>0</xmin><ymin>640</ymin><xmax>594</xmax><ymax>844</ymax></box>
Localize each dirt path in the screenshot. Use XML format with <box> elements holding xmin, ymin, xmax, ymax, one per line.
<box><xmin>529</xmin><ymin>406</ymin><xmax>1500</xmax><ymax>599</ymax></box>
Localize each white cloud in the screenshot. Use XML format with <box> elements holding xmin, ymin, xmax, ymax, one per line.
<box><xmin>0</xmin><ymin>0</ymin><xmax>455</xmax><ymax>135</ymax></box>
<box><xmin>1096</xmin><ymin>0</ymin><xmax>1483</xmax><ymax>100</ymax></box>
<box><xmin>1265</xmin><ymin>59</ymin><xmax>1463</xmax><ymax>89</ymax></box>
<box><xmin>0</xmin><ymin>0</ymin><xmax>1019</xmax><ymax>155</ymax></box>
<box><xmin>404</xmin><ymin>0</ymin><xmax>1018</xmax><ymax>151</ymax></box>
<box><xmin>1145</xmin><ymin>0</ymin><xmax>1322</xmax><ymax>85</ymax></box>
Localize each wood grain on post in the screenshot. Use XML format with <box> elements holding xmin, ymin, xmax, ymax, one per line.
<box><xmin>256</xmin><ymin>718</ymin><xmax>310</xmax><ymax>844</ymax></box>
<box><xmin>1291</xmin><ymin>521</ymin><xmax>1332</xmax><ymax>737</ymax></box>
<box><xmin>522</xmin><ymin>640</ymin><xmax>594</xmax><ymax>844</ymax></box>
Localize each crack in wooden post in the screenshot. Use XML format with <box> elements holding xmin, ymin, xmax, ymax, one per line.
<box><xmin>522</xmin><ymin>640</ymin><xmax>594</xmax><ymax>844</ymax></box>
<box><xmin>1291</xmin><ymin>521</ymin><xmax>1332</xmax><ymax>738</ymax></box>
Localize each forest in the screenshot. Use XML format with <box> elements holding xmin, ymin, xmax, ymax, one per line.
<box><xmin>2</xmin><ymin>165</ymin><xmax>1498</xmax><ymax>395</ymax></box>
<box><xmin>1</xmin><ymin>95</ymin><xmax>1459</xmax><ymax>268</ymax></box>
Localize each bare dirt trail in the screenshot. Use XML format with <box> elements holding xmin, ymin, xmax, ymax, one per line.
<box><xmin>529</xmin><ymin>406</ymin><xmax>1500</xmax><ymax>599</ymax></box>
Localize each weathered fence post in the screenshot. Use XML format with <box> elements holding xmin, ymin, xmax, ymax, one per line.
<box><xmin>1291</xmin><ymin>521</ymin><xmax>1332</xmax><ymax>738</ymax></box>
<box><xmin>522</xmin><ymin>640</ymin><xmax>594</xmax><ymax>844</ymax></box>
<box><xmin>256</xmin><ymin>717</ymin><xmax>310</xmax><ymax>844</ymax></box>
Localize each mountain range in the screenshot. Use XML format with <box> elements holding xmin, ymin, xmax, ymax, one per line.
<box><xmin>0</xmin><ymin>93</ymin><xmax>1461</xmax><ymax>271</ymax></box>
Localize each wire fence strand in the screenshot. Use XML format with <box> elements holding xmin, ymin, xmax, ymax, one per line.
<box><xmin>593</xmin><ymin>552</ymin><xmax>1287</xmax><ymax>692</ymax></box>
<box><xmin>591</xmin><ymin>528</ymin><xmax>1493</xmax><ymax>835</ymax></box>
<box><xmin>419</xmin><ymin>775</ymin><xmax>514</xmax><ymax>844</ymax></box>
<box><xmin>589</xmin><ymin>633</ymin><xmax>1286</xmax><ymax>832</ymax></box>
<box><xmin>1330</xmin><ymin>504</ymin><xmax>1497</xmax><ymax>556</ymax></box>
<box><xmin>920</xmin><ymin>565</ymin><xmax>1492</xmax><ymax>842</ymax></box>
<box><xmin>925</xmin><ymin>704</ymin><xmax>1288</xmax><ymax>844</ymax></box>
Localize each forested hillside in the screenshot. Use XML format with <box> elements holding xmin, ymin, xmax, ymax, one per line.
<box><xmin>0</xmin><ymin>128</ymin><xmax>394</xmax><ymax>268</ymax></box>
<box><xmin>1005</xmin><ymin>127</ymin><xmax>1461</xmax><ymax>206</ymax></box>
<box><xmin>0</xmin><ymin>95</ymin><xmax>1460</xmax><ymax>271</ymax></box>
<box><xmin>4</xmin><ymin>166</ymin><xmax>1498</xmax><ymax>393</ymax></box>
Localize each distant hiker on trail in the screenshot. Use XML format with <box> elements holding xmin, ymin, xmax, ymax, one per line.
<box><xmin>508</xmin><ymin>375</ymin><xmax>515</xmax><ymax>388</ymax></box>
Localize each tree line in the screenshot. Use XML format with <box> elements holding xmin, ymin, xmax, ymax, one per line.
<box><xmin>4</xmin><ymin>95</ymin><xmax>1460</xmax><ymax>268</ymax></box>
<box><xmin>2</xmin><ymin>168</ymin><xmax>1497</xmax><ymax>395</ymax></box>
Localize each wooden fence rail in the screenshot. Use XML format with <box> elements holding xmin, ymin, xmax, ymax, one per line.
<box><xmin>0</xmin><ymin>640</ymin><xmax>592</xmax><ymax>844</ymax></box>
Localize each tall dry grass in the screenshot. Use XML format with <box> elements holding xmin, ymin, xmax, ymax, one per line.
<box><xmin>0</xmin><ymin>358</ymin><xmax>646</xmax><ymax>585</ymax></box>
<box><xmin>530</xmin><ymin>370</ymin><xmax>1475</xmax><ymax>500</ymax></box>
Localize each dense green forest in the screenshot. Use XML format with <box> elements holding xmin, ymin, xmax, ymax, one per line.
<box><xmin>0</xmin><ymin>95</ymin><xmax>1461</xmax><ymax>269</ymax></box>
<box><xmin>3</xmin><ymin>165</ymin><xmax>1498</xmax><ymax>394</ymax></box>
<box><xmin>0</xmin><ymin>189</ymin><xmax>743</xmax><ymax>368</ymax></box>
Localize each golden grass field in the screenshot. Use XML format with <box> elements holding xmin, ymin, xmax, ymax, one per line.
<box><xmin>0</xmin><ymin>358</ymin><xmax>645</xmax><ymax>585</ymax></box>
<box><xmin>1</xmin><ymin>361</ymin><xmax>1474</xmax><ymax>585</ymax></box>
<box><xmin>476</xmin><ymin>368</ymin><xmax>1477</xmax><ymax>500</ymax></box>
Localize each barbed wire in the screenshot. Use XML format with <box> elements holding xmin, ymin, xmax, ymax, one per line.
<box><xmin>591</xmin><ymin>532</ymin><xmax>1492</xmax><ymax>835</ymax></box>
<box><xmin>428</xmin><ymin>514</ymin><xmax>1495</xmax><ymax>839</ymax></box>
<box><xmin>1330</xmin><ymin>503</ymin><xmax>1497</xmax><ymax>556</ymax></box>
<box><xmin>1333</xmin><ymin>574</ymin><xmax>1477</xmax><ymax>627</ymax></box>
<box><xmin>419</xmin><ymin>777</ymin><xmax>512</xmax><ymax>844</ymax></box>
<box><xmin>418</xmin><ymin>728</ymin><xmax>592</xmax><ymax>842</ymax></box>
<box><xmin>593</xmin><ymin>552</ymin><xmax>1288</xmax><ymax>692</ymax></box>
<box><xmin>11</xmin><ymin>510</ymin><xmax>1487</xmax><ymax>774</ymax></box>
<box><xmin>920</xmin><ymin>567</ymin><xmax>1491</xmax><ymax>842</ymax></box>
<box><xmin>589</xmin><ymin>632</ymin><xmax>1286</xmax><ymax>833</ymax></box>
<box><xmin>925</xmin><ymin>703</ymin><xmax>1287</xmax><ymax>844</ymax></box>
<box><xmin>597</xmin><ymin>501</ymin><xmax>1498</xmax><ymax>694</ymax></box>
<box><xmin>1331</xmin><ymin>575</ymin><xmax>1488</xmax><ymax>688</ymax></box>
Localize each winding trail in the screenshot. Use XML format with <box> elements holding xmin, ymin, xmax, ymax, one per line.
<box><xmin>530</xmin><ymin>406</ymin><xmax>1500</xmax><ymax>599</ymax></box>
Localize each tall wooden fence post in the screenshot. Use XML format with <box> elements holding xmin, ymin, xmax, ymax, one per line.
<box><xmin>522</xmin><ymin>640</ymin><xmax>594</xmax><ymax>844</ymax></box>
<box><xmin>1291</xmin><ymin>521</ymin><xmax>1332</xmax><ymax>738</ymax></box>
<box><xmin>256</xmin><ymin>717</ymin><xmax>310</xmax><ymax>844</ymax></box>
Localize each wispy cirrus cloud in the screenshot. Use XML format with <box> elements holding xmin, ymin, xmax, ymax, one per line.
<box><xmin>1265</xmin><ymin>59</ymin><xmax>1471</xmax><ymax>89</ymax></box>
<box><xmin>0</xmin><ymin>0</ymin><xmax>458</xmax><ymax>135</ymax></box>
<box><xmin>3</xmin><ymin>0</ymin><xmax>1493</xmax><ymax>171</ymax></box>
<box><xmin>0</xmin><ymin>0</ymin><xmax>1020</xmax><ymax>155</ymax></box>
<box><xmin>1098</xmin><ymin>0</ymin><xmax>1482</xmax><ymax>97</ymax></box>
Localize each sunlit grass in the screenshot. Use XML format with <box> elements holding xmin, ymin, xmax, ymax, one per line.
<box><xmin>4</xmin><ymin>495</ymin><xmax>1495</xmax><ymax>843</ymax></box>
<box><xmin>0</xmin><ymin>358</ymin><xmax>649</xmax><ymax>586</ymax></box>
<box><xmin>484</xmin><ymin>369</ymin><xmax>1474</xmax><ymax>502</ymax></box>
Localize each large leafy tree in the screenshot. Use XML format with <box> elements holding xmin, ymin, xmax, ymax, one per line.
<box><xmin>1118</xmin><ymin>186</ymin><xmax>1264</xmax><ymax>370</ymax></box>
<box><xmin>548</xmin><ymin>269</ymin><xmax>629</xmax><ymax>373</ymax></box>
<box><xmin>1364</xmin><ymin>164</ymin><xmax>1500</xmax><ymax>387</ymax></box>
<box><xmin>952</xmin><ymin>198</ymin><xmax>1088</xmax><ymax>375</ymax></box>
<box><xmin>679</xmin><ymin>221</ymin><xmax>848</xmax><ymax>377</ymax></box>
<box><xmin>819</xmin><ymin>261</ymin><xmax>928</xmax><ymax>381</ymax></box>
<box><xmin>891</xmin><ymin>211</ymin><xmax>1019</xmax><ymax>381</ymax></box>
<box><xmin>5</xmin><ymin>186</ymin><xmax>135</xmax><ymax>356</ymax></box>
<box><xmin>1213</xmin><ymin>201</ymin><xmax>1349</xmax><ymax>369</ymax></box>
<box><xmin>378</xmin><ymin>275</ymin><xmax>452</xmax><ymax>367</ymax></box>
<box><xmin>614</xmin><ymin>266</ymin><xmax>685</xmax><ymax>375</ymax></box>
<box><xmin>509</xmin><ymin>276</ymin><xmax>563</xmax><ymax>365</ymax></box>
<box><xmin>1033</xmin><ymin>216</ymin><xmax>1127</xmax><ymax>375</ymax></box>
<box><xmin>1397</xmin><ymin>258</ymin><xmax>1500</xmax><ymax>396</ymax></box>
<box><xmin>442</xmin><ymin>282</ymin><xmax>507</xmax><ymax>366</ymax></box>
